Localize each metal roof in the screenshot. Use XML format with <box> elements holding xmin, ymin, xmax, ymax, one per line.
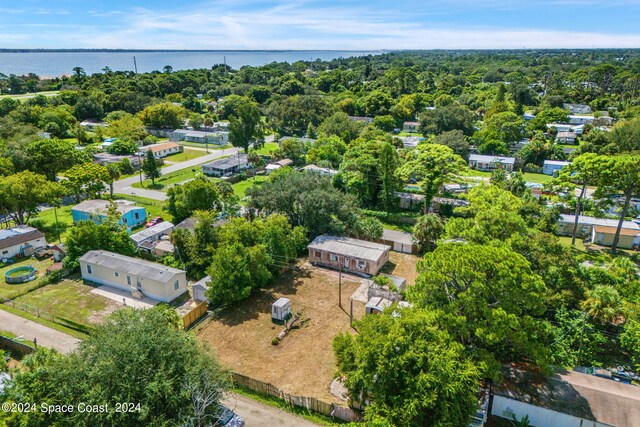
<box><xmin>468</xmin><ymin>154</ymin><xmax>516</xmax><ymax>165</ymax></box>
<box><xmin>130</xmin><ymin>221</ymin><xmax>174</xmax><ymax>244</ymax></box>
<box><xmin>0</xmin><ymin>226</ymin><xmax>45</xmax><ymax>251</ymax></box>
<box><xmin>72</xmin><ymin>199</ymin><xmax>141</xmax><ymax>216</ymax></box>
<box><xmin>560</xmin><ymin>214</ymin><xmax>639</xmax><ymax>230</ymax></box>
<box><xmin>308</xmin><ymin>235</ymin><xmax>390</xmax><ymax>262</ymax></box>
<box><xmin>543</xmin><ymin>160</ymin><xmax>571</xmax><ymax>166</ymax></box>
<box><xmin>381</xmin><ymin>229</ymin><xmax>413</xmax><ymax>246</ymax></box>
<box><xmin>202</xmin><ymin>154</ymin><xmax>248</xmax><ymax>170</ymax></box>
<box><xmin>192</xmin><ymin>275</ymin><xmax>210</xmax><ymax>291</ymax></box>
<box><xmin>273</xmin><ymin>297</ymin><xmax>290</xmax><ymax>308</ymax></box>
<box><xmin>79</xmin><ymin>250</ymin><xmax>185</xmax><ymax>282</ymax></box>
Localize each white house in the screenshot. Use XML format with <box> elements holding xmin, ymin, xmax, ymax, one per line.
<box><xmin>302</xmin><ymin>164</ymin><xmax>339</xmax><ymax>176</ymax></box>
<box><xmin>542</xmin><ymin>160</ymin><xmax>571</xmax><ymax>176</ymax></box>
<box><xmin>201</xmin><ymin>154</ymin><xmax>249</xmax><ymax>177</ymax></box>
<box><xmin>568</xmin><ymin>115</ymin><xmax>594</xmax><ymax>125</ymax></box>
<box><xmin>557</xmin><ymin>214</ymin><xmax>640</xmax><ymax>237</ymax></box>
<box><xmin>79</xmin><ymin>250</ymin><xmax>187</xmax><ymax>303</ymax></box>
<box><xmin>265</xmin><ymin>159</ymin><xmax>294</xmax><ymax>174</ymax></box>
<box><xmin>141</xmin><ymin>142</ymin><xmax>182</xmax><ymax>158</ymax></box>
<box><xmin>130</xmin><ymin>221</ymin><xmax>174</xmax><ymax>249</ymax></box>
<box><xmin>468</xmin><ymin>154</ymin><xmax>515</xmax><ymax>172</ymax></box>
<box><xmin>192</xmin><ymin>276</ymin><xmax>210</xmax><ymax>303</ymax></box>
<box><xmin>0</xmin><ymin>226</ymin><xmax>47</xmax><ymax>259</ymax></box>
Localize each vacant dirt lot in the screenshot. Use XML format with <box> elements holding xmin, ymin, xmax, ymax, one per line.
<box><xmin>197</xmin><ymin>265</ymin><xmax>364</xmax><ymax>403</ymax></box>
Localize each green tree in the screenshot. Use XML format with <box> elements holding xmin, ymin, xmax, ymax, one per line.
<box><xmin>107</xmin><ymin>139</ymin><xmax>139</xmax><ymax>155</ymax></box>
<box><xmin>166</xmin><ymin>177</ymin><xmax>238</xmax><ymax>223</ymax></box>
<box><xmin>105</xmin><ymin>163</ymin><xmax>121</xmax><ymax>198</ymax></box>
<box><xmin>63</xmin><ymin>219</ymin><xmax>137</xmax><ymax>270</ymax></box>
<box><xmin>408</xmin><ymin>243</ymin><xmax>550</xmax><ymax>378</ymax></box>
<box><xmin>352</xmin><ymin>216</ymin><xmax>384</xmax><ymax>241</ymax></box>
<box><xmin>0</xmin><ymin>171</ymin><xmax>63</xmax><ymax>224</ymax></box>
<box><xmin>581</xmin><ymin>285</ymin><xmax>624</xmax><ymax>324</ymax></box>
<box><xmin>26</xmin><ymin>138</ymin><xmax>88</xmax><ymax>180</ymax></box>
<box><xmin>228</xmin><ymin>98</ymin><xmax>262</xmax><ymax>154</ymax></box>
<box><xmin>413</xmin><ymin>213</ymin><xmax>444</xmax><ymax>252</ymax></box>
<box><xmin>305</xmin><ymin>136</ymin><xmax>347</xmax><ymax>168</ymax></box>
<box><xmin>105</xmin><ymin>111</ymin><xmax>147</xmax><ymax>142</ymax></box>
<box><xmin>317</xmin><ymin>112</ymin><xmax>365</xmax><ymax>144</ymax></box>
<box><xmin>333</xmin><ymin>308</ymin><xmax>481</xmax><ymax>426</ymax></box>
<box><xmin>434</xmin><ymin>129</ymin><xmax>470</xmax><ymax>160</ymax></box>
<box><xmin>419</xmin><ymin>105</ymin><xmax>476</xmax><ymax>136</ymax></box>
<box><xmin>142</xmin><ymin>149</ymin><xmax>161</xmax><ymax>186</ymax></box>
<box><xmin>64</xmin><ymin>162</ymin><xmax>110</xmax><ymax>202</ymax></box>
<box><xmin>396</xmin><ymin>144</ymin><xmax>467</xmax><ymax>213</ymax></box>
<box><xmin>74</xmin><ymin>96</ymin><xmax>104</xmax><ymax>121</ymax></box>
<box><xmin>620</xmin><ymin>319</ymin><xmax>640</xmax><ymax>370</ymax></box>
<box><xmin>138</xmin><ymin>102</ymin><xmax>186</xmax><ymax>129</ymax></box>
<box><xmin>3</xmin><ymin>307</ymin><xmax>228</xmax><ymax>426</ymax></box>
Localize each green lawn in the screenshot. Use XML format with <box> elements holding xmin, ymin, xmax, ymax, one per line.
<box><xmin>11</xmin><ymin>277</ymin><xmax>113</xmax><ymax>326</ymax></box>
<box><xmin>256</xmin><ymin>142</ymin><xmax>279</xmax><ymax>156</ymax></box>
<box><xmin>178</xmin><ymin>141</ymin><xmax>231</xmax><ymax>150</ymax></box>
<box><xmin>113</xmin><ymin>194</ymin><xmax>165</xmax><ymax>219</ymax></box>
<box><xmin>232</xmin><ymin>176</ymin><xmax>267</xmax><ymax>199</ymax></box>
<box><xmin>0</xmin><ymin>257</ymin><xmax>54</xmax><ymax>300</ymax></box>
<box><xmin>30</xmin><ymin>205</ymin><xmax>74</xmax><ymax>243</ymax></box>
<box><xmin>133</xmin><ymin>167</ymin><xmax>210</xmax><ymax>190</ymax></box>
<box><xmin>163</xmin><ymin>148</ymin><xmax>208</xmax><ymax>163</ymax></box>
<box><xmin>523</xmin><ymin>172</ymin><xmax>554</xmax><ymax>184</ymax></box>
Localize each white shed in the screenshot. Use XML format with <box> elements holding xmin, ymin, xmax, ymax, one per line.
<box><xmin>272</xmin><ymin>297</ymin><xmax>291</xmax><ymax>321</ymax></box>
<box><xmin>365</xmin><ymin>297</ymin><xmax>392</xmax><ymax>315</ymax></box>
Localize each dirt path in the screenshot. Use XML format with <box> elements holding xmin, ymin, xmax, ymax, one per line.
<box><xmin>223</xmin><ymin>393</ymin><xmax>319</xmax><ymax>427</ymax></box>
<box><xmin>0</xmin><ymin>308</ymin><xmax>80</xmax><ymax>353</ymax></box>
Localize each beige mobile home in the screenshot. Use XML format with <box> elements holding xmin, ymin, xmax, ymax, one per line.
<box><xmin>308</xmin><ymin>235</ymin><xmax>390</xmax><ymax>276</ymax></box>
<box><xmin>80</xmin><ymin>250</ymin><xmax>187</xmax><ymax>303</ymax></box>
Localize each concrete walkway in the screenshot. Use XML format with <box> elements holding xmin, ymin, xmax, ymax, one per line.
<box><xmin>223</xmin><ymin>393</ymin><xmax>319</xmax><ymax>427</ymax></box>
<box><xmin>0</xmin><ymin>308</ymin><xmax>80</xmax><ymax>353</ymax></box>
<box><xmin>113</xmin><ymin>147</ymin><xmax>240</xmax><ymax>201</ymax></box>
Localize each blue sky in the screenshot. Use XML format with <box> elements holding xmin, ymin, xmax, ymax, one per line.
<box><xmin>1</xmin><ymin>0</ymin><xmax>640</xmax><ymax>49</ymax></box>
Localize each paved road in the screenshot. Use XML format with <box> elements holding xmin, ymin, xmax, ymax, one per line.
<box><xmin>112</xmin><ymin>147</ymin><xmax>240</xmax><ymax>201</ymax></box>
<box><xmin>223</xmin><ymin>393</ymin><xmax>319</xmax><ymax>427</ymax></box>
<box><xmin>0</xmin><ymin>309</ymin><xmax>80</xmax><ymax>353</ymax></box>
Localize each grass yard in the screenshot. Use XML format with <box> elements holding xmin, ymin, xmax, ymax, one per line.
<box><xmin>113</xmin><ymin>194</ymin><xmax>165</xmax><ymax>219</ymax></box>
<box><xmin>197</xmin><ymin>265</ymin><xmax>362</xmax><ymax>404</ymax></box>
<box><xmin>163</xmin><ymin>148</ymin><xmax>209</xmax><ymax>163</ymax></box>
<box><xmin>133</xmin><ymin>164</ymin><xmax>221</xmax><ymax>190</ymax></box>
<box><xmin>178</xmin><ymin>141</ymin><xmax>231</xmax><ymax>150</ymax></box>
<box><xmin>523</xmin><ymin>172</ymin><xmax>554</xmax><ymax>184</ymax></box>
<box><xmin>11</xmin><ymin>277</ymin><xmax>121</xmax><ymax>325</ymax></box>
<box><xmin>256</xmin><ymin>142</ymin><xmax>279</xmax><ymax>156</ymax></box>
<box><xmin>232</xmin><ymin>175</ymin><xmax>267</xmax><ymax>198</ymax></box>
<box><xmin>30</xmin><ymin>205</ymin><xmax>73</xmax><ymax>243</ymax></box>
<box><xmin>0</xmin><ymin>257</ymin><xmax>54</xmax><ymax>300</ymax></box>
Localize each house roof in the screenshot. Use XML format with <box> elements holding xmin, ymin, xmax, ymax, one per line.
<box><xmin>366</xmin><ymin>297</ymin><xmax>392</xmax><ymax>311</ymax></box>
<box><xmin>381</xmin><ymin>229</ymin><xmax>413</xmax><ymax>246</ymax></box>
<box><xmin>192</xmin><ymin>275</ymin><xmax>210</xmax><ymax>291</ymax></box>
<box><xmin>560</xmin><ymin>214</ymin><xmax>639</xmax><ymax>230</ymax></box>
<box><xmin>302</xmin><ymin>164</ymin><xmax>338</xmax><ymax>176</ymax></box>
<box><xmin>202</xmin><ymin>154</ymin><xmax>248</xmax><ymax>170</ymax></box>
<box><xmin>72</xmin><ymin>199</ymin><xmax>142</xmax><ymax>216</ymax></box>
<box><xmin>395</xmin><ymin>191</ymin><xmax>426</xmax><ymax>201</ymax></box>
<box><xmin>0</xmin><ymin>226</ymin><xmax>45</xmax><ymax>251</ymax></box>
<box><xmin>79</xmin><ymin>250</ymin><xmax>185</xmax><ymax>282</ymax></box>
<box><xmin>543</xmin><ymin>160</ymin><xmax>571</xmax><ymax>167</ymax></box>
<box><xmin>557</xmin><ymin>131</ymin><xmax>577</xmax><ymax>138</ymax></box>
<box><xmin>308</xmin><ymin>235</ymin><xmax>390</xmax><ymax>262</ymax></box>
<box><xmin>144</xmin><ymin>142</ymin><xmax>180</xmax><ymax>153</ymax></box>
<box><xmin>130</xmin><ymin>221</ymin><xmax>174</xmax><ymax>244</ymax></box>
<box><xmin>432</xmin><ymin>196</ymin><xmax>470</xmax><ymax>207</ymax></box>
<box><xmin>593</xmin><ymin>225</ymin><xmax>640</xmax><ymax>237</ymax></box>
<box><xmin>468</xmin><ymin>154</ymin><xmax>516</xmax><ymax>165</ymax></box>
<box><xmin>403</xmin><ymin>121</ymin><xmax>420</xmax><ymax>126</ymax></box>
<box><xmin>348</xmin><ymin>116</ymin><xmax>374</xmax><ymax>123</ymax></box>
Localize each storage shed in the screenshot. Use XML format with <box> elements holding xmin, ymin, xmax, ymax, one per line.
<box><xmin>272</xmin><ymin>297</ymin><xmax>291</xmax><ymax>321</ymax></box>
<box><xmin>365</xmin><ymin>297</ymin><xmax>392</xmax><ymax>315</ymax></box>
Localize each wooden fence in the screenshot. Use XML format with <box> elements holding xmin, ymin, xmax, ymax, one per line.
<box><xmin>0</xmin><ymin>335</ymin><xmax>36</xmax><ymax>358</ymax></box>
<box><xmin>231</xmin><ymin>372</ymin><xmax>361</xmax><ymax>422</ymax></box>
<box><xmin>182</xmin><ymin>301</ymin><xmax>208</xmax><ymax>329</ymax></box>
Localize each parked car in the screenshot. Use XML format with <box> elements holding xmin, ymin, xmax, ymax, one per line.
<box><xmin>145</xmin><ymin>217</ymin><xmax>164</xmax><ymax>228</ymax></box>
<box><xmin>214</xmin><ymin>405</ymin><xmax>244</xmax><ymax>427</ymax></box>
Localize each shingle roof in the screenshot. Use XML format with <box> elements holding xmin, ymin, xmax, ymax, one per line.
<box><xmin>144</xmin><ymin>142</ymin><xmax>180</xmax><ymax>153</ymax></box>
<box><xmin>308</xmin><ymin>235</ymin><xmax>390</xmax><ymax>262</ymax></box>
<box><xmin>0</xmin><ymin>226</ymin><xmax>45</xmax><ymax>251</ymax></box>
<box><xmin>79</xmin><ymin>250</ymin><xmax>185</xmax><ymax>282</ymax></box>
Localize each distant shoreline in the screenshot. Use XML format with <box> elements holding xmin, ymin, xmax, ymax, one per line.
<box><xmin>0</xmin><ymin>49</ymin><xmax>384</xmax><ymax>53</ymax></box>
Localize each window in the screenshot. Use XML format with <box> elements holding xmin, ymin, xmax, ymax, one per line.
<box><xmin>134</xmin><ymin>212</ymin><xmax>140</xmax><ymax>220</ymax></box>
<box><xmin>329</xmin><ymin>254</ymin><xmax>338</xmax><ymax>262</ymax></box>
<box><xmin>114</xmin><ymin>272</ymin><xmax>119</xmax><ymax>277</ymax></box>
<box><xmin>314</xmin><ymin>251</ymin><xmax>322</xmax><ymax>258</ymax></box>
<box><xmin>87</xmin><ymin>265</ymin><xmax>92</xmax><ymax>274</ymax></box>
<box><xmin>174</xmin><ymin>280</ymin><xmax>180</xmax><ymax>290</ymax></box>
<box><xmin>357</xmin><ymin>260</ymin><xmax>367</xmax><ymax>270</ymax></box>
<box><xmin>126</xmin><ymin>276</ymin><xmax>131</xmax><ymax>285</ymax></box>
<box><xmin>1</xmin><ymin>250</ymin><xmax>7</xmax><ymax>255</ymax></box>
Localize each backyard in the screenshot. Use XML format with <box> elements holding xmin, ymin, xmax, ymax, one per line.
<box><xmin>197</xmin><ymin>265</ymin><xmax>363</xmax><ymax>404</ymax></box>
<box><xmin>133</xmin><ymin>163</ymin><xmax>221</xmax><ymax>190</ymax></box>
<box><xmin>380</xmin><ymin>251</ymin><xmax>421</xmax><ymax>285</ymax></box>
<box><xmin>256</xmin><ymin>142</ymin><xmax>279</xmax><ymax>156</ymax></box>
<box><xmin>0</xmin><ymin>257</ymin><xmax>54</xmax><ymax>300</ymax></box>
<box><xmin>232</xmin><ymin>175</ymin><xmax>267</xmax><ymax>198</ymax></box>
<box><xmin>9</xmin><ymin>276</ymin><xmax>121</xmax><ymax>326</ymax></box>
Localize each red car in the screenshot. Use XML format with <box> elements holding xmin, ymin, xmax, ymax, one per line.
<box><xmin>145</xmin><ymin>217</ymin><xmax>164</xmax><ymax>228</ymax></box>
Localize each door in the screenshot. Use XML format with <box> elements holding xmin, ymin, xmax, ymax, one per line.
<box><xmin>344</xmin><ymin>257</ymin><xmax>350</xmax><ymax>269</ymax></box>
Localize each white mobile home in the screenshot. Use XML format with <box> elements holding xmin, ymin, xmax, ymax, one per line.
<box><xmin>80</xmin><ymin>250</ymin><xmax>187</xmax><ymax>303</ymax></box>
<box><xmin>0</xmin><ymin>226</ymin><xmax>47</xmax><ymax>259</ymax></box>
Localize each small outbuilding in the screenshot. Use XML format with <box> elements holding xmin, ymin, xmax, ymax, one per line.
<box><xmin>272</xmin><ymin>297</ymin><xmax>291</xmax><ymax>321</ymax></box>
<box><xmin>365</xmin><ymin>297</ymin><xmax>392</xmax><ymax>315</ymax></box>
<box><xmin>192</xmin><ymin>276</ymin><xmax>210</xmax><ymax>303</ymax></box>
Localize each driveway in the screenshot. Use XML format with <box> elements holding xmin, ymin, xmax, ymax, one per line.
<box><xmin>0</xmin><ymin>309</ymin><xmax>80</xmax><ymax>353</ymax></box>
<box><xmin>113</xmin><ymin>147</ymin><xmax>240</xmax><ymax>201</ymax></box>
<box><xmin>223</xmin><ymin>393</ymin><xmax>319</xmax><ymax>427</ymax></box>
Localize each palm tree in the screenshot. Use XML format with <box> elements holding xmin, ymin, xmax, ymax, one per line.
<box><xmin>581</xmin><ymin>285</ymin><xmax>624</xmax><ymax>324</ymax></box>
<box><xmin>511</xmin><ymin>414</ymin><xmax>532</xmax><ymax>427</ymax></box>
<box><xmin>72</xmin><ymin>66</ymin><xmax>86</xmax><ymax>80</ymax></box>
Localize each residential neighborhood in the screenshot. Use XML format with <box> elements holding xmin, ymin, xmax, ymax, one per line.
<box><xmin>1</xmin><ymin>43</ymin><xmax>640</xmax><ymax>427</ymax></box>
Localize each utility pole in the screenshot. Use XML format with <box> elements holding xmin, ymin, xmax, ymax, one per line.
<box><xmin>339</xmin><ymin>264</ymin><xmax>343</xmax><ymax>309</ymax></box>
<box><xmin>53</xmin><ymin>203</ymin><xmax>61</xmax><ymax>243</ymax></box>
<box><xmin>138</xmin><ymin>152</ymin><xmax>143</xmax><ymax>186</ymax></box>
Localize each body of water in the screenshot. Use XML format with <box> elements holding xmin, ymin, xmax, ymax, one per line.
<box><xmin>0</xmin><ymin>50</ymin><xmax>380</xmax><ymax>77</ymax></box>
